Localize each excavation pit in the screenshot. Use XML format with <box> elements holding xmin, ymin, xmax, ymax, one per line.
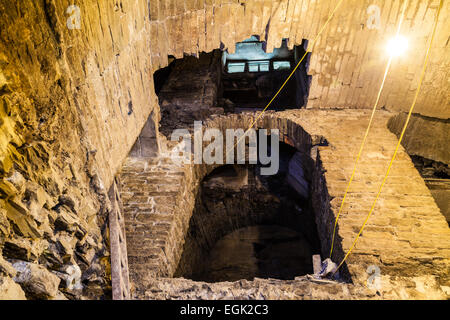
<box><xmin>174</xmin><ymin>142</ymin><xmax>322</xmax><ymax>282</ymax></box>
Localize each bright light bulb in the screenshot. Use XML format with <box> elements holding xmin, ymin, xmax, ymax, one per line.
<box><xmin>386</xmin><ymin>36</ymin><xmax>408</xmax><ymax>57</ymax></box>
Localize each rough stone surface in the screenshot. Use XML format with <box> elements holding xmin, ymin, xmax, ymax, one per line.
<box><xmin>0</xmin><ymin>276</ymin><xmax>27</xmax><ymax>300</ymax></box>
<box><xmin>141</xmin><ymin>275</ymin><xmax>447</xmax><ymax>300</ymax></box>
<box><xmin>12</xmin><ymin>260</ymin><xmax>61</xmax><ymax>299</ymax></box>
<box><xmin>0</xmin><ymin>0</ymin><xmax>448</xmax><ymax>300</ymax></box>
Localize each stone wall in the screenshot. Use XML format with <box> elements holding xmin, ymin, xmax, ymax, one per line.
<box><xmin>174</xmin><ymin>161</ymin><xmax>321</xmax><ymax>281</ymax></box>
<box><xmin>388</xmin><ymin>113</ymin><xmax>450</xmax><ymax>165</ymax></box>
<box><xmin>121</xmin><ymin>109</ymin><xmax>450</xmax><ymax>299</ymax></box>
<box><xmin>0</xmin><ymin>0</ymin><xmax>448</xmax><ymax>300</ymax></box>
<box><xmin>0</xmin><ymin>0</ymin><xmax>123</xmax><ymax>299</ymax></box>
<box><xmin>388</xmin><ymin>113</ymin><xmax>450</xmax><ymax>225</ymax></box>
<box><xmin>158</xmin><ymin>50</ymin><xmax>223</xmax><ymax>136</ymax></box>
<box><xmin>145</xmin><ymin>0</ymin><xmax>449</xmax><ymax>119</ymax></box>
<box><xmin>140</xmin><ymin>275</ymin><xmax>448</xmax><ymax>300</ymax></box>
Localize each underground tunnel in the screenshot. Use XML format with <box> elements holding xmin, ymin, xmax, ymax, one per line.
<box><xmin>119</xmin><ymin>29</ymin><xmax>450</xmax><ymax>300</ymax></box>
<box><xmin>0</xmin><ymin>0</ymin><xmax>449</xmax><ymax>302</ymax></box>
<box><xmin>148</xmin><ymin>39</ymin><xmax>323</xmax><ymax>283</ymax></box>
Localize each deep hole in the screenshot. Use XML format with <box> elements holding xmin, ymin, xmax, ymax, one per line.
<box><xmin>174</xmin><ymin>138</ymin><xmax>322</xmax><ymax>282</ymax></box>
<box><xmin>138</xmin><ymin>37</ymin><xmax>348</xmax><ymax>283</ymax></box>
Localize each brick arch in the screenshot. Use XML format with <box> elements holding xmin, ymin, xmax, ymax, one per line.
<box><xmin>172</xmin><ymin>113</ymin><xmax>337</xmax><ymax>281</ymax></box>
<box><xmin>58</xmin><ymin>0</ymin><xmax>448</xmax><ymax>192</ymax></box>
<box><xmin>188</xmin><ymin>112</ymin><xmax>329</xmax><ymax>185</ymax></box>
<box><xmin>121</xmin><ymin>110</ymin><xmax>450</xmax><ymax>299</ymax></box>
<box><xmin>122</xmin><ymin>112</ymin><xmax>345</xmax><ymax>288</ymax></box>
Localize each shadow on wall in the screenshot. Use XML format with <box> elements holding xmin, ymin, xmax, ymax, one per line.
<box><xmin>129</xmin><ymin>111</ymin><xmax>160</xmax><ymax>158</ymax></box>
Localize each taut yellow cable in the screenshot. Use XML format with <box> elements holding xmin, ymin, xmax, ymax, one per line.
<box><xmin>334</xmin><ymin>0</ymin><xmax>444</xmax><ymax>274</ymax></box>
<box><xmin>226</xmin><ymin>0</ymin><xmax>345</xmax><ymax>159</ymax></box>
<box><xmin>329</xmin><ymin>0</ymin><xmax>410</xmax><ymax>259</ymax></box>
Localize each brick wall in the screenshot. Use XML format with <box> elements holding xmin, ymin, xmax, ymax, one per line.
<box><xmin>146</xmin><ymin>0</ymin><xmax>449</xmax><ymax>118</ymax></box>
<box><xmin>1</xmin><ymin>0</ymin><xmax>448</xmax><ymax>299</ymax></box>
<box><xmin>2</xmin><ymin>0</ymin><xmax>447</xmax><ymax>207</ymax></box>
<box><xmin>121</xmin><ymin>109</ymin><xmax>450</xmax><ymax>299</ymax></box>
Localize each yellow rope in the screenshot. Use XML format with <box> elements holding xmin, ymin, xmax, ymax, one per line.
<box><xmin>334</xmin><ymin>0</ymin><xmax>444</xmax><ymax>274</ymax></box>
<box><xmin>226</xmin><ymin>0</ymin><xmax>345</xmax><ymax>158</ymax></box>
<box><xmin>329</xmin><ymin>0</ymin><xmax>410</xmax><ymax>258</ymax></box>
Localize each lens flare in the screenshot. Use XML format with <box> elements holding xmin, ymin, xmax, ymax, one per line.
<box><xmin>386</xmin><ymin>36</ymin><xmax>408</xmax><ymax>57</ymax></box>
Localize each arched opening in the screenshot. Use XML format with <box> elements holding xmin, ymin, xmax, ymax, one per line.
<box><xmin>152</xmin><ymin>36</ymin><xmax>311</xmax><ymax>138</ymax></box>
<box><xmin>174</xmin><ymin>138</ymin><xmax>322</xmax><ymax>282</ymax></box>
<box><xmin>121</xmin><ymin>36</ymin><xmax>344</xmax><ymax>289</ymax></box>
<box><xmin>222</xmin><ymin>36</ymin><xmax>311</xmax><ymax>111</ymax></box>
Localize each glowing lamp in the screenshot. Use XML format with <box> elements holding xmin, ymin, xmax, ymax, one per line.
<box><xmin>386</xmin><ymin>36</ymin><xmax>408</xmax><ymax>57</ymax></box>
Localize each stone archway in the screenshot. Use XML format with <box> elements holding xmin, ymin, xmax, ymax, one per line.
<box><xmin>121</xmin><ymin>109</ymin><xmax>450</xmax><ymax>300</ymax></box>
<box><xmin>1</xmin><ymin>0</ymin><xmax>449</xmax><ymax>301</ymax></box>
<box><xmin>120</xmin><ymin>112</ymin><xmax>344</xmax><ymax>290</ymax></box>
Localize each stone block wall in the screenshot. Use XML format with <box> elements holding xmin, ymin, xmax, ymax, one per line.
<box><xmin>0</xmin><ymin>0</ymin><xmax>448</xmax><ymax>299</ymax></box>
<box><xmin>388</xmin><ymin>113</ymin><xmax>449</xmax><ymax>225</ymax></box>
<box><xmin>388</xmin><ymin>113</ymin><xmax>450</xmax><ymax>164</ymax></box>
<box><xmin>143</xmin><ymin>0</ymin><xmax>450</xmax><ymax>119</ymax></box>
<box><xmin>158</xmin><ymin>50</ymin><xmax>223</xmax><ymax>137</ymax></box>
<box><xmin>121</xmin><ymin>110</ymin><xmax>450</xmax><ymax>299</ymax></box>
